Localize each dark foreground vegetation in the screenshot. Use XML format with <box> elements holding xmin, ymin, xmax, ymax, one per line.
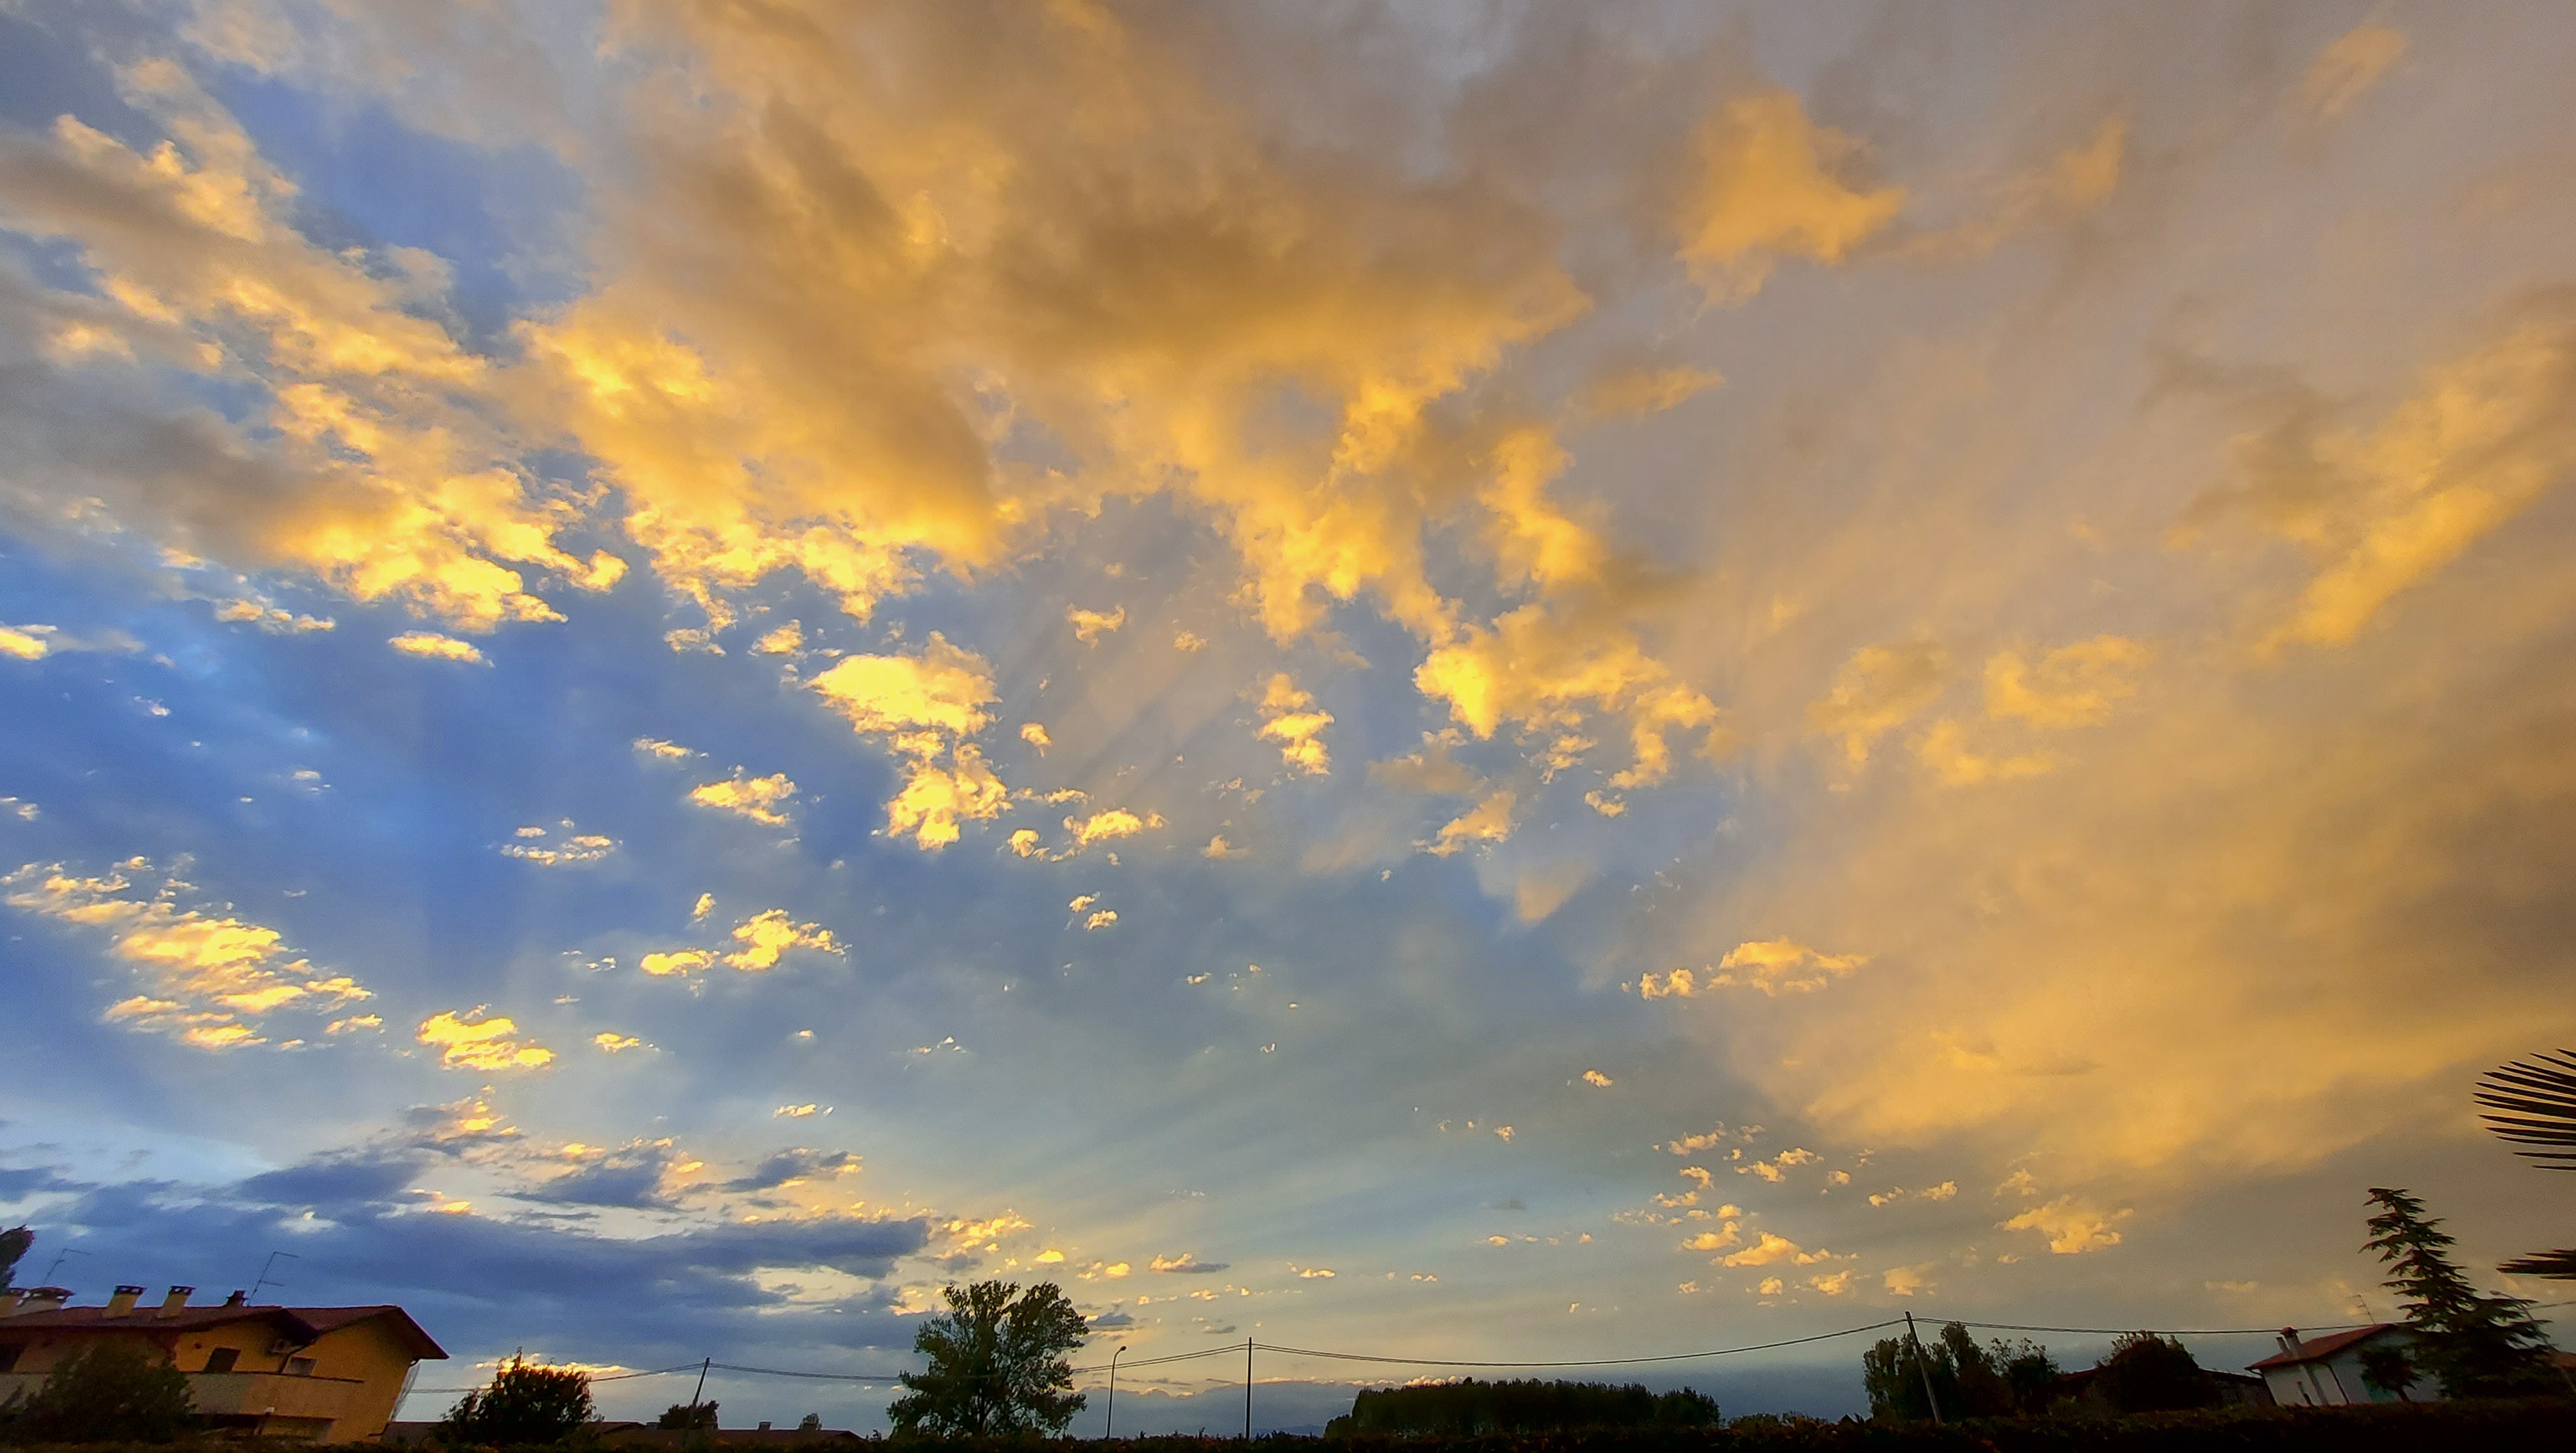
<box><xmin>0</xmin><ymin>1399</ymin><xmax>2572</xmax><ymax>1450</ymax></box>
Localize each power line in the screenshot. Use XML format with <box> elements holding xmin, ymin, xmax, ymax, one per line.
<box><xmin>1248</xmin><ymin>1320</ymin><xmax>1909</xmax><ymax>1369</ymax></box>
<box><xmin>1956</xmin><ymin>1320</ymin><xmax>2371</xmax><ymax>1338</ymax></box>
<box><xmin>406</xmin><ymin>1303</ymin><xmax>2571</xmax><ymax>1399</ymax></box>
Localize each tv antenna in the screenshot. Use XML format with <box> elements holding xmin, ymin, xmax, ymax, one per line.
<box><xmin>249</xmin><ymin>1250</ymin><xmax>301</xmax><ymax>1302</ymax></box>
<box><xmin>40</xmin><ymin>1246</ymin><xmax>91</xmax><ymax>1285</ymax></box>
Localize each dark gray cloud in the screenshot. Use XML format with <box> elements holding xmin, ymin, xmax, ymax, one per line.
<box><xmin>719</xmin><ymin>1149</ymin><xmax>860</xmax><ymax>1194</ymax></box>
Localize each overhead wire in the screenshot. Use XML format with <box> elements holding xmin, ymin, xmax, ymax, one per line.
<box><xmin>406</xmin><ymin>1302</ymin><xmax>2572</xmax><ymax>1398</ymax></box>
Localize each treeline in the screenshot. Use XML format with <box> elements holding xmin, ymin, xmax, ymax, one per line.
<box><xmin>1325</xmin><ymin>1380</ymin><xmax>1721</xmax><ymax>1436</ymax></box>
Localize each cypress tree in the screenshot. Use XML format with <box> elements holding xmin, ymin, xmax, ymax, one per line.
<box><xmin>2363</xmin><ymin>1186</ymin><xmax>2555</xmax><ymax>1397</ymax></box>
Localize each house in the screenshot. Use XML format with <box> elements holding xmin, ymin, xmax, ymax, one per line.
<box><xmin>0</xmin><ymin>1283</ymin><xmax>447</xmax><ymax>1441</ymax></box>
<box><xmin>2246</xmin><ymin>1325</ymin><xmax>2441</xmax><ymax>1406</ymax></box>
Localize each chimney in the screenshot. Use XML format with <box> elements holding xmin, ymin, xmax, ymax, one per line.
<box><xmin>758</xmin><ymin>1423</ymin><xmax>772</xmax><ymax>1432</ymax></box>
<box><xmin>105</xmin><ymin>1285</ymin><xmax>146</xmax><ymax>1317</ymax></box>
<box><xmin>223</xmin><ymin>1290</ymin><xmax>248</xmax><ymax>1307</ymax></box>
<box><xmin>7</xmin><ymin>1287</ymin><xmax>71</xmax><ymax>1318</ymax></box>
<box><xmin>159</xmin><ymin>1286</ymin><xmax>196</xmax><ymax>1318</ymax></box>
<box><xmin>2278</xmin><ymin>1327</ymin><xmax>2304</xmax><ymax>1359</ymax></box>
<box><xmin>0</xmin><ymin>1290</ymin><xmax>22</xmax><ymax>1316</ymax></box>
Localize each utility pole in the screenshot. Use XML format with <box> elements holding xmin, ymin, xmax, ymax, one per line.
<box><xmin>692</xmin><ymin>1357</ymin><xmax>712</xmax><ymax>1425</ymax></box>
<box><xmin>1902</xmin><ymin>1312</ymin><xmax>1944</xmax><ymax>1426</ymax></box>
<box><xmin>1243</xmin><ymin>1338</ymin><xmax>1253</xmax><ymax>1441</ymax></box>
<box><xmin>1104</xmin><ymin>1345</ymin><xmax>1122</xmax><ymax>1440</ymax></box>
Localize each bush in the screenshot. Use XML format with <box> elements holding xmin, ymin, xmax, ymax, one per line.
<box><xmin>441</xmin><ymin>1356</ymin><xmax>596</xmax><ymax>1444</ymax></box>
<box><xmin>8</xmin><ymin>1339</ymin><xmax>195</xmax><ymax>1443</ymax></box>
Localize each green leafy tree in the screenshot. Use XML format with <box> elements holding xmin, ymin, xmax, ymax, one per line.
<box><xmin>442</xmin><ymin>1357</ymin><xmax>596</xmax><ymax>1444</ymax></box>
<box><xmin>2356</xmin><ymin>1342</ymin><xmax>2418</xmax><ymax>1402</ymax></box>
<box><xmin>14</xmin><ymin>1339</ymin><xmax>196</xmax><ymax>1442</ymax></box>
<box><xmin>2091</xmin><ymin>1332</ymin><xmax>2215</xmax><ymax>1412</ymax></box>
<box><xmin>2364</xmin><ymin>1186</ymin><xmax>2557</xmax><ymax>1396</ymax></box>
<box><xmin>2477</xmin><ymin>1050</ymin><xmax>2576</xmax><ymax>1280</ymax></box>
<box><xmin>0</xmin><ymin>1226</ymin><xmax>29</xmax><ymax>1289</ymax></box>
<box><xmin>888</xmin><ymin>1280</ymin><xmax>1088</xmax><ymax>1437</ymax></box>
<box><xmin>657</xmin><ymin>1401</ymin><xmax>718</xmax><ymax>1430</ymax></box>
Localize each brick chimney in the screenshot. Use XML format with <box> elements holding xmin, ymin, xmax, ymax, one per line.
<box><xmin>105</xmin><ymin>1285</ymin><xmax>146</xmax><ymax>1316</ymax></box>
<box><xmin>158</xmin><ymin>1286</ymin><xmax>195</xmax><ymax>1318</ymax></box>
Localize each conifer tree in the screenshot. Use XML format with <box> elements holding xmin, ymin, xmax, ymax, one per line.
<box><xmin>2363</xmin><ymin>1186</ymin><xmax>2555</xmax><ymax>1397</ymax></box>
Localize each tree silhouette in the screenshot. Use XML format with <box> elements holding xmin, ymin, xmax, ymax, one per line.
<box><xmin>2363</xmin><ymin>1186</ymin><xmax>2555</xmax><ymax>1396</ymax></box>
<box><xmin>0</xmin><ymin>1226</ymin><xmax>29</xmax><ymax>1289</ymax></box>
<box><xmin>658</xmin><ymin>1401</ymin><xmax>718</xmax><ymax>1430</ymax></box>
<box><xmin>2092</xmin><ymin>1333</ymin><xmax>2216</xmax><ymax>1413</ymax></box>
<box><xmin>2476</xmin><ymin>1049</ymin><xmax>2576</xmax><ymax>1279</ymax></box>
<box><xmin>2355</xmin><ymin>1343</ymin><xmax>2418</xmax><ymax>1402</ymax></box>
<box><xmin>888</xmin><ymin>1280</ymin><xmax>1088</xmax><ymax>1437</ymax></box>
<box><xmin>442</xmin><ymin>1357</ymin><xmax>594</xmax><ymax>1444</ymax></box>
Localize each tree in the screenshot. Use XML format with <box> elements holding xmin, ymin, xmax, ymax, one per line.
<box><xmin>2356</xmin><ymin>1343</ymin><xmax>2418</xmax><ymax>1402</ymax></box>
<box><xmin>2364</xmin><ymin>1186</ymin><xmax>2557</xmax><ymax>1397</ymax></box>
<box><xmin>1991</xmin><ymin>1339</ymin><xmax>2062</xmax><ymax>1416</ymax></box>
<box><xmin>442</xmin><ymin>1357</ymin><xmax>596</xmax><ymax>1444</ymax></box>
<box><xmin>1859</xmin><ymin>1322</ymin><xmax>2025</xmax><ymax>1421</ymax></box>
<box><xmin>658</xmin><ymin>1401</ymin><xmax>719</xmax><ymax>1430</ymax></box>
<box><xmin>0</xmin><ymin>1226</ymin><xmax>28</xmax><ymax>1289</ymax></box>
<box><xmin>2091</xmin><ymin>1333</ymin><xmax>2215</xmax><ymax>1413</ymax></box>
<box><xmin>13</xmin><ymin>1339</ymin><xmax>196</xmax><ymax>1442</ymax></box>
<box><xmin>2476</xmin><ymin>1050</ymin><xmax>2576</xmax><ymax>1280</ymax></box>
<box><xmin>888</xmin><ymin>1280</ymin><xmax>1088</xmax><ymax>1438</ymax></box>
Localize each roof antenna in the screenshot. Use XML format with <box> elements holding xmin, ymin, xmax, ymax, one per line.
<box><xmin>40</xmin><ymin>1246</ymin><xmax>91</xmax><ymax>1285</ymax></box>
<box><xmin>249</xmin><ymin>1251</ymin><xmax>301</xmax><ymax>1302</ymax></box>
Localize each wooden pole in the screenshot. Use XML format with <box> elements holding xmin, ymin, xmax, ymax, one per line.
<box><xmin>1903</xmin><ymin>1313</ymin><xmax>1943</xmax><ymax>1426</ymax></box>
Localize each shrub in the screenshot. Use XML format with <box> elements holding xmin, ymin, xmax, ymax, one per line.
<box><xmin>10</xmin><ymin>1339</ymin><xmax>195</xmax><ymax>1443</ymax></box>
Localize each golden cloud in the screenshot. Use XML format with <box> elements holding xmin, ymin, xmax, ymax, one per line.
<box><xmin>1675</xmin><ymin>90</ymin><xmax>1904</xmax><ymax>303</ymax></box>
<box><xmin>1985</xmin><ymin>637</ymin><xmax>2152</xmax><ymax>729</ymax></box>
<box><xmin>2302</xmin><ymin>24</ymin><xmax>2409</xmax><ymax>120</ymax></box>
<box><xmin>5</xmin><ymin>860</ymin><xmax>371</xmax><ymax>1049</ymax></box>
<box><xmin>1999</xmin><ymin>1196</ymin><xmax>2130</xmax><ymax>1255</ymax></box>
<box><xmin>1254</xmin><ymin>674</ymin><xmax>1334</xmax><ymax>776</ymax></box>
<box><xmin>1807</xmin><ymin>641</ymin><xmax>1945</xmax><ymax>766</ymax></box>
<box><xmin>388</xmin><ymin>631</ymin><xmax>486</xmax><ymax>664</ymax></box>
<box><xmin>417</xmin><ymin>1008</ymin><xmax>553</xmax><ymax>1070</ymax></box>
<box><xmin>688</xmin><ymin>770</ymin><xmax>798</xmax><ymax>827</ymax></box>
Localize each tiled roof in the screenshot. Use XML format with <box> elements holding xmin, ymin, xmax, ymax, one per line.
<box><xmin>0</xmin><ymin>1304</ymin><xmax>446</xmax><ymax>1360</ymax></box>
<box><xmin>2245</xmin><ymin>1324</ymin><xmax>2399</xmax><ymax>1371</ymax></box>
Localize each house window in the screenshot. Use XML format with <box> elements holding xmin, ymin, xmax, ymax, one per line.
<box><xmin>204</xmin><ymin>1347</ymin><xmax>240</xmax><ymax>1373</ymax></box>
<box><xmin>0</xmin><ymin>1344</ymin><xmax>22</xmax><ymax>1372</ymax></box>
<box><xmin>286</xmin><ymin>1356</ymin><xmax>317</xmax><ymax>1376</ymax></box>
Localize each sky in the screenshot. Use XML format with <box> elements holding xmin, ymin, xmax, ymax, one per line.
<box><xmin>2</xmin><ymin>0</ymin><xmax>2572</xmax><ymax>1431</ymax></box>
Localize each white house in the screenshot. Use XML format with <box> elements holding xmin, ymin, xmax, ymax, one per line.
<box><xmin>2246</xmin><ymin>1325</ymin><xmax>2441</xmax><ymax>1405</ymax></box>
